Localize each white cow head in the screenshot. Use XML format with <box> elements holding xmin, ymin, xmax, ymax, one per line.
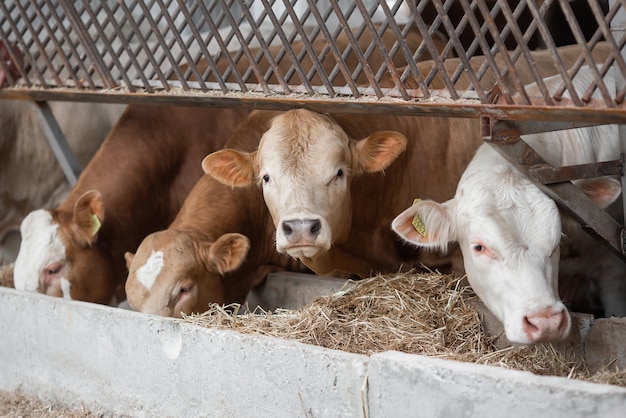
<box><xmin>125</xmin><ymin>229</ymin><xmax>253</xmax><ymax>317</ymax></box>
<box><xmin>13</xmin><ymin>190</ymin><xmax>117</xmax><ymax>304</ymax></box>
<box><xmin>393</xmin><ymin>145</ymin><xmax>574</xmax><ymax>344</ymax></box>
<box><xmin>202</xmin><ymin>109</ymin><xmax>407</xmax><ymax>260</ymax></box>
<box><xmin>393</xmin><ymin>145</ymin><xmax>622</xmax><ymax>344</ymax></box>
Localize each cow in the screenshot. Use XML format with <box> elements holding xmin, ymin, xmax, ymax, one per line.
<box><xmin>0</xmin><ymin>100</ymin><xmax>125</xmax><ymax>265</ymax></box>
<box><xmin>13</xmin><ymin>105</ymin><xmax>251</xmax><ymax>305</ymax></box>
<box><xmin>124</xmin><ymin>174</ymin><xmax>309</xmax><ymax>317</ymax></box>
<box><xmin>392</xmin><ymin>66</ymin><xmax>624</xmax><ymax>345</ymax></box>
<box><xmin>1</xmin><ymin>40</ymin><xmax>125</xmax><ymax>265</ymax></box>
<box><xmin>124</xmin><ymin>110</ymin><xmax>308</xmax><ymax>317</ymax></box>
<box><xmin>201</xmin><ymin>44</ymin><xmax>612</xmax><ymax>281</ymax></box>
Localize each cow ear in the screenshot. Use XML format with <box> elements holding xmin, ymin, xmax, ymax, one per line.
<box><xmin>391</xmin><ymin>199</ymin><xmax>457</xmax><ymax>252</ymax></box>
<box><xmin>199</xmin><ymin>233</ymin><xmax>250</xmax><ymax>274</ymax></box>
<box><xmin>574</xmin><ymin>177</ymin><xmax>622</xmax><ymax>208</ymax></box>
<box><xmin>351</xmin><ymin>131</ymin><xmax>407</xmax><ymax>173</ymax></box>
<box><xmin>124</xmin><ymin>252</ymin><xmax>135</xmax><ymax>270</ymax></box>
<box><xmin>202</xmin><ymin>149</ymin><xmax>257</xmax><ymax>187</ymax></box>
<box><xmin>71</xmin><ymin>190</ymin><xmax>105</xmax><ymax>247</ymax></box>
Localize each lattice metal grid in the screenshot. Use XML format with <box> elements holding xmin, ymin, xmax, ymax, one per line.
<box><xmin>0</xmin><ymin>0</ymin><xmax>625</xmax><ymax>120</ymax></box>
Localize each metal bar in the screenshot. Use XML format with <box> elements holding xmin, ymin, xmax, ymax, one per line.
<box><xmin>194</xmin><ymin>0</ymin><xmax>243</xmax><ymax>92</ymax></box>
<box><xmin>529</xmin><ymin>160</ymin><xmax>623</xmax><ymax>184</ymax></box>
<box><xmin>57</xmin><ymin>0</ymin><xmax>116</xmax><ymax>89</ymax></box>
<box><xmin>406</xmin><ymin>0</ymin><xmax>458</xmax><ymax>99</ymax></box>
<box><xmin>33</xmin><ymin>101</ymin><xmax>81</xmax><ymax>186</ymax></box>
<box><xmin>234</xmin><ymin>0</ymin><xmax>291</xmax><ymax>94</ymax></box>
<box><xmin>35</xmin><ymin>0</ymin><xmax>86</xmax><ymax>89</ymax></box>
<box><xmin>609</xmin><ymin>0</ymin><xmax>626</xmax><ymax>253</ymax></box>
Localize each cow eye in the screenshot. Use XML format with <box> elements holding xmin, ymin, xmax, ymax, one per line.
<box><xmin>180</xmin><ymin>286</ymin><xmax>191</xmax><ymax>294</ymax></box>
<box><xmin>47</xmin><ymin>266</ymin><xmax>61</xmax><ymax>275</ymax></box>
<box><xmin>472</xmin><ymin>244</ymin><xmax>484</xmax><ymax>252</ymax></box>
<box><xmin>262</xmin><ymin>174</ymin><xmax>270</xmax><ymax>183</ymax></box>
<box><xmin>337</xmin><ymin>169</ymin><xmax>344</xmax><ymax>178</ymax></box>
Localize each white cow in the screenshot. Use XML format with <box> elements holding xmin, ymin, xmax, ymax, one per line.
<box><xmin>392</xmin><ymin>66</ymin><xmax>624</xmax><ymax>344</ymax></box>
<box><xmin>0</xmin><ymin>100</ymin><xmax>125</xmax><ymax>264</ymax></box>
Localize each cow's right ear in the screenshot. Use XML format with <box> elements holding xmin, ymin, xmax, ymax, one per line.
<box><xmin>71</xmin><ymin>190</ymin><xmax>104</xmax><ymax>247</ymax></box>
<box><xmin>574</xmin><ymin>177</ymin><xmax>622</xmax><ymax>208</ymax></box>
<box><xmin>352</xmin><ymin>131</ymin><xmax>407</xmax><ymax>174</ymax></box>
<box><xmin>391</xmin><ymin>199</ymin><xmax>457</xmax><ymax>252</ymax></box>
<box><xmin>202</xmin><ymin>149</ymin><xmax>257</xmax><ymax>187</ymax></box>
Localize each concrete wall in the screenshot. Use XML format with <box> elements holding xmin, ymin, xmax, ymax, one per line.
<box><xmin>1</xmin><ymin>286</ymin><xmax>626</xmax><ymax>418</ymax></box>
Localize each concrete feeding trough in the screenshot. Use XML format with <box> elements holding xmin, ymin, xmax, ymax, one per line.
<box><xmin>1</xmin><ymin>272</ymin><xmax>626</xmax><ymax>417</ymax></box>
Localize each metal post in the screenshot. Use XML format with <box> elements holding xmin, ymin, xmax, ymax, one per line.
<box><xmin>33</xmin><ymin>101</ymin><xmax>82</xmax><ymax>186</ymax></box>
<box><xmin>610</xmin><ymin>0</ymin><xmax>626</xmax><ymax>251</ymax></box>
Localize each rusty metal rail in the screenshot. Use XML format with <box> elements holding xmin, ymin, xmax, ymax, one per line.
<box><xmin>0</xmin><ymin>0</ymin><xmax>624</xmax><ymax>120</ymax></box>
<box><xmin>2</xmin><ymin>0</ymin><xmax>626</xmax><ymax>259</ymax></box>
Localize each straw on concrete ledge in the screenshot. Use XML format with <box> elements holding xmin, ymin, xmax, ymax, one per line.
<box><xmin>184</xmin><ymin>270</ymin><xmax>626</xmax><ymax>387</ymax></box>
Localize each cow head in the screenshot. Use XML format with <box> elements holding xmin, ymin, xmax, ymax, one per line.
<box><xmin>392</xmin><ymin>145</ymin><xmax>624</xmax><ymax>344</ymax></box>
<box><xmin>13</xmin><ymin>190</ymin><xmax>117</xmax><ymax>304</ymax></box>
<box><xmin>393</xmin><ymin>146</ymin><xmax>622</xmax><ymax>344</ymax></box>
<box><xmin>202</xmin><ymin>109</ymin><xmax>407</xmax><ymax>260</ymax></box>
<box><xmin>125</xmin><ymin>229</ymin><xmax>251</xmax><ymax>317</ymax></box>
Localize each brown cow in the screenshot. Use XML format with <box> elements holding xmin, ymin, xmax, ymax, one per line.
<box><xmin>124</xmin><ymin>174</ymin><xmax>308</xmax><ymax>317</ymax></box>
<box><xmin>125</xmin><ymin>110</ymin><xmax>307</xmax><ymax>317</ymax></box>
<box><xmin>202</xmin><ymin>43</ymin><xmax>611</xmax><ymax>279</ymax></box>
<box><xmin>13</xmin><ymin>105</ymin><xmax>251</xmax><ymax>305</ymax></box>
<box><xmin>0</xmin><ymin>100</ymin><xmax>125</xmax><ymax>265</ymax></box>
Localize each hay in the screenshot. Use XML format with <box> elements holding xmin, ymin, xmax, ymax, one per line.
<box><xmin>184</xmin><ymin>270</ymin><xmax>626</xmax><ymax>387</ymax></box>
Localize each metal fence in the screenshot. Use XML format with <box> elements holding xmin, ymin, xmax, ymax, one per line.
<box><xmin>0</xmin><ymin>0</ymin><xmax>624</xmax><ymax>120</ymax></box>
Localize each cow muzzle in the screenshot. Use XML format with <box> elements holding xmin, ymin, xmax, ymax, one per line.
<box><xmin>521</xmin><ymin>304</ymin><xmax>571</xmax><ymax>344</ymax></box>
<box><xmin>276</xmin><ymin>217</ymin><xmax>331</xmax><ymax>258</ymax></box>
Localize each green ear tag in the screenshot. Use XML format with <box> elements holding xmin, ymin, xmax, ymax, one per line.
<box><xmin>90</xmin><ymin>213</ymin><xmax>102</xmax><ymax>237</ymax></box>
<box><xmin>411</xmin><ymin>198</ymin><xmax>427</xmax><ymax>237</ymax></box>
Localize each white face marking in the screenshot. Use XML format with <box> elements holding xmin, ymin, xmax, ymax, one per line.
<box><xmin>60</xmin><ymin>278</ymin><xmax>72</xmax><ymax>300</ymax></box>
<box><xmin>14</xmin><ymin>210</ymin><xmax>66</xmax><ymax>292</ymax></box>
<box><xmin>136</xmin><ymin>251</ymin><xmax>164</xmax><ymax>290</ymax></box>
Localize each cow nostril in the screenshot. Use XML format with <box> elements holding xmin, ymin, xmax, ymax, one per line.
<box><xmin>523</xmin><ymin>315</ymin><xmax>539</xmax><ymax>334</ymax></box>
<box><xmin>310</xmin><ymin>219</ymin><xmax>321</xmax><ymax>236</ymax></box>
<box><xmin>282</xmin><ymin>221</ymin><xmax>293</xmax><ymax>236</ymax></box>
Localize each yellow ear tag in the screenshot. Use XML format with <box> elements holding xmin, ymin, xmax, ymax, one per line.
<box><xmin>90</xmin><ymin>213</ymin><xmax>102</xmax><ymax>237</ymax></box>
<box><xmin>411</xmin><ymin>198</ymin><xmax>427</xmax><ymax>237</ymax></box>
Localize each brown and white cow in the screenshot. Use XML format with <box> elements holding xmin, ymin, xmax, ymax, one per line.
<box><xmin>1</xmin><ymin>41</ymin><xmax>125</xmax><ymax>265</ymax></box>
<box><xmin>124</xmin><ymin>110</ymin><xmax>307</xmax><ymax>317</ymax></box>
<box><xmin>124</xmin><ymin>174</ymin><xmax>308</xmax><ymax>317</ymax></box>
<box><xmin>0</xmin><ymin>100</ymin><xmax>125</xmax><ymax>265</ymax></box>
<box><xmin>203</xmin><ymin>108</ymin><xmax>480</xmax><ymax>279</ymax></box>
<box><xmin>14</xmin><ymin>105</ymin><xmax>251</xmax><ymax>305</ymax></box>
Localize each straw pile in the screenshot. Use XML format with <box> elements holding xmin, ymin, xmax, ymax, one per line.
<box><xmin>184</xmin><ymin>270</ymin><xmax>626</xmax><ymax>387</ymax></box>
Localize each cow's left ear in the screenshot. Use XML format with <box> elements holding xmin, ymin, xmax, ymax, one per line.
<box><xmin>351</xmin><ymin>131</ymin><xmax>407</xmax><ymax>173</ymax></box>
<box><xmin>199</xmin><ymin>233</ymin><xmax>250</xmax><ymax>275</ymax></box>
<box><xmin>71</xmin><ymin>190</ymin><xmax>105</xmax><ymax>247</ymax></box>
<box><xmin>392</xmin><ymin>199</ymin><xmax>457</xmax><ymax>253</ymax></box>
<box><xmin>574</xmin><ymin>177</ymin><xmax>622</xmax><ymax>208</ymax></box>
